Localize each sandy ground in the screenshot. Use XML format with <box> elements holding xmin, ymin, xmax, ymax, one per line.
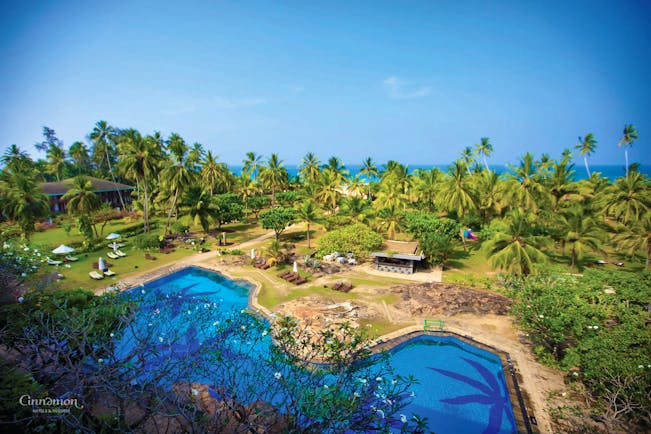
<box><xmin>98</xmin><ymin>230</ymin><xmax>565</xmax><ymax>433</ymax></box>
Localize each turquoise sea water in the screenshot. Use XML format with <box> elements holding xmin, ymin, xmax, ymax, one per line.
<box><xmin>116</xmin><ymin>267</ymin><xmax>518</xmax><ymax>434</ymax></box>
<box><xmin>230</xmin><ymin>163</ymin><xmax>649</xmax><ymax>181</ymax></box>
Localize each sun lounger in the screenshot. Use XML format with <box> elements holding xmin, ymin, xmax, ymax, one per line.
<box><xmin>116</xmin><ymin>250</ymin><xmax>127</xmax><ymax>257</ymax></box>
<box><xmin>89</xmin><ymin>271</ymin><xmax>104</xmax><ymax>280</ymax></box>
<box><xmin>47</xmin><ymin>258</ymin><xmax>63</xmax><ymax>266</ymax></box>
<box><xmin>294</xmin><ymin>276</ymin><xmax>307</xmax><ymax>285</ymax></box>
<box><xmin>145</xmin><ymin>253</ymin><xmax>157</xmax><ymax>260</ymax></box>
<box><xmin>65</xmin><ymin>255</ymin><xmax>79</xmax><ymax>262</ymax></box>
<box><xmin>103</xmin><ymin>269</ymin><xmax>117</xmax><ymax>277</ymax></box>
<box><xmin>278</xmin><ymin>270</ymin><xmax>293</xmax><ymax>279</ymax></box>
<box><xmin>340</xmin><ymin>282</ymin><xmax>353</xmax><ymax>292</ymax></box>
<box><xmin>108</xmin><ymin>242</ymin><xmax>124</xmax><ymax>248</ymax></box>
<box><xmin>107</xmin><ymin>252</ymin><xmax>120</xmax><ymax>260</ymax></box>
<box><xmin>331</xmin><ymin>281</ymin><xmax>343</xmax><ymax>291</ymax></box>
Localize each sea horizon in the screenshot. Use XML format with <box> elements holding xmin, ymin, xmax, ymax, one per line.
<box><xmin>228</xmin><ymin>163</ymin><xmax>649</xmax><ymax>182</ymax></box>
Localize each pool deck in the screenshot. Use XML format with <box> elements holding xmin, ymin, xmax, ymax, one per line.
<box><xmin>98</xmin><ymin>245</ymin><xmax>553</xmax><ymax>434</ymax></box>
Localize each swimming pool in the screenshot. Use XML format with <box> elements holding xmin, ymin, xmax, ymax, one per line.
<box><xmin>116</xmin><ymin>266</ymin><xmax>519</xmax><ymax>433</ymax></box>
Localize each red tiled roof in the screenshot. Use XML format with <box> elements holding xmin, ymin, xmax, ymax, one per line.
<box><xmin>40</xmin><ymin>177</ymin><xmax>134</xmax><ymax>196</ymax></box>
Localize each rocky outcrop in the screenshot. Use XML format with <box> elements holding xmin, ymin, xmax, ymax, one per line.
<box><xmin>389</xmin><ymin>282</ymin><xmax>511</xmax><ymax>316</ymax></box>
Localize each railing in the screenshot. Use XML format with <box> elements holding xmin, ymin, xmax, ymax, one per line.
<box><xmin>423</xmin><ymin>319</ymin><xmax>444</xmax><ymax>331</ymax></box>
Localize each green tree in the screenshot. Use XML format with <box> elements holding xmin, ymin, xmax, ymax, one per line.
<box><xmin>484</xmin><ymin>209</ymin><xmax>549</xmax><ymax>274</ymax></box>
<box><xmin>438</xmin><ymin>160</ymin><xmax>476</xmax><ymax>219</ymax></box>
<box><xmin>90</xmin><ymin>120</ymin><xmax>126</xmax><ymax>209</ymax></box>
<box><xmin>62</xmin><ymin>175</ymin><xmax>102</xmax><ymax>238</ymax></box>
<box><xmin>182</xmin><ymin>187</ymin><xmax>216</xmax><ymax>233</ymax></box>
<box><xmin>260</xmin><ymin>207</ymin><xmax>296</xmax><ymax>240</ymax></box>
<box><xmin>46</xmin><ymin>142</ymin><xmax>66</xmax><ymax>181</ymax></box>
<box><xmin>359</xmin><ymin>157</ymin><xmax>378</xmax><ymax>200</ymax></box>
<box><xmin>0</xmin><ymin>172</ymin><xmax>50</xmax><ymax>239</ymax></box>
<box><xmin>68</xmin><ymin>141</ymin><xmax>92</xmax><ymax>174</ymax></box>
<box><xmin>259</xmin><ymin>153</ymin><xmax>288</xmax><ymax>207</ymax></box>
<box><xmin>474</xmin><ymin>170</ymin><xmax>505</xmax><ymax>224</ymax></box>
<box><xmin>412</xmin><ymin>168</ymin><xmax>443</xmax><ymax>212</ymax></box>
<box><xmin>1</xmin><ymin>145</ymin><xmax>33</xmax><ymax>173</ymax></box>
<box><xmin>200</xmin><ymin>151</ymin><xmax>223</xmax><ymax>195</ymax></box>
<box><xmin>242</xmin><ymin>151</ymin><xmax>263</xmax><ymax>180</ymax></box>
<box><xmin>118</xmin><ymin>129</ymin><xmax>162</xmax><ymax>232</ymax></box>
<box><xmin>556</xmin><ymin>206</ymin><xmax>604</xmax><ymax>269</ymax></box>
<box><xmin>602</xmin><ymin>171</ymin><xmax>651</xmax><ymax>225</ymax></box>
<box><xmin>460</xmin><ymin>146</ymin><xmax>475</xmax><ymax>173</ymax></box>
<box><xmin>296</xmin><ymin>200</ymin><xmax>319</xmax><ymax>248</ymax></box>
<box><xmin>162</xmin><ymin>133</ymin><xmax>195</xmax><ymax>234</ymax></box>
<box><xmin>504</xmin><ymin>153</ymin><xmax>549</xmax><ymax>214</ymax></box>
<box><xmin>298</xmin><ymin>152</ymin><xmax>321</xmax><ymax>185</ymax></box>
<box><xmin>474</xmin><ymin>137</ymin><xmax>493</xmax><ymax>172</ymax></box>
<box><xmin>617</xmin><ymin>124</ymin><xmax>638</xmax><ymax>177</ymax></box>
<box><xmin>212</xmin><ymin>194</ymin><xmax>244</xmax><ymax>229</ymax></box>
<box><xmin>614</xmin><ymin>213</ymin><xmax>651</xmax><ymax>270</ymax></box>
<box><xmin>575</xmin><ymin>133</ymin><xmax>597</xmax><ymax>178</ymax></box>
<box><xmin>315</xmin><ymin>223</ymin><xmax>383</xmax><ymax>259</ymax></box>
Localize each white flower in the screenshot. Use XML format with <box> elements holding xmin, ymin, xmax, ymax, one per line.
<box><xmin>98</xmin><ymin>358</ymin><xmax>104</xmax><ymax>363</ymax></box>
<box><xmin>191</xmin><ymin>388</ymin><xmax>199</xmax><ymax>396</ymax></box>
<box><xmin>400</xmin><ymin>414</ymin><xmax>407</xmax><ymax>424</ymax></box>
<box><xmin>376</xmin><ymin>409</ymin><xmax>385</xmax><ymax>419</ymax></box>
<box><xmin>638</xmin><ymin>365</ymin><xmax>644</xmax><ymax>369</ymax></box>
<box><xmin>148</xmin><ymin>323</ymin><xmax>153</xmax><ymax>327</ymax></box>
<box><xmin>18</xmin><ymin>296</ymin><xmax>24</xmax><ymax>303</ymax></box>
<box><xmin>274</xmin><ymin>372</ymin><xmax>282</xmax><ymax>380</ymax></box>
<box><xmin>538</xmin><ymin>314</ymin><xmax>544</xmax><ymax>319</ymax></box>
<box><xmin>21</xmin><ymin>272</ymin><xmax>26</xmax><ymax>277</ymax></box>
<box><xmin>357</xmin><ymin>378</ymin><xmax>367</xmax><ymax>384</ymax></box>
<box><xmin>593</xmin><ymin>326</ymin><xmax>599</xmax><ymax>330</ymax></box>
<box><xmin>23</xmin><ymin>247</ymin><xmax>29</xmax><ymax>251</ymax></box>
<box><xmin>141</xmin><ymin>289</ymin><xmax>146</xmax><ymax>294</ymax></box>
<box><xmin>323</xmin><ymin>384</ymin><xmax>329</xmax><ymax>389</ymax></box>
<box><xmin>353</xmin><ymin>392</ymin><xmax>360</xmax><ymax>398</ymax></box>
<box><xmin>187</xmin><ymin>310</ymin><xmax>191</xmax><ymax>315</ymax></box>
<box><xmin>159</xmin><ymin>336</ymin><xmax>164</xmax><ymax>342</ymax></box>
<box><xmin>561</xmin><ymin>392</ymin><xmax>567</xmax><ymax>397</ymax></box>
<box><xmin>110</xmin><ymin>333</ymin><xmax>115</xmax><ymax>337</ymax></box>
<box><xmin>375</xmin><ymin>377</ymin><xmax>383</xmax><ymax>382</ymax></box>
<box><xmin>572</xmin><ymin>372</ymin><xmax>579</xmax><ymax>376</ymax></box>
<box><xmin>241</xmin><ymin>326</ymin><xmax>247</xmax><ymax>331</ymax></box>
<box><xmin>213</xmin><ymin>321</ymin><xmax>219</xmax><ymax>326</ymax></box>
<box><xmin>392</xmin><ymin>379</ymin><xmax>397</xmax><ymax>385</ymax></box>
<box><xmin>410</xmin><ymin>391</ymin><xmax>415</xmax><ymax>397</ymax></box>
<box><xmin>262</xmin><ymin>330</ymin><xmax>268</xmax><ymax>337</ymax></box>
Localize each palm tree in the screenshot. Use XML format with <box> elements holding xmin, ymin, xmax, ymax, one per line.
<box><xmin>575</xmin><ymin>133</ymin><xmax>597</xmax><ymax>178</ymax></box>
<box><xmin>0</xmin><ymin>172</ymin><xmax>50</xmax><ymax>240</ymax></box>
<box><xmin>162</xmin><ymin>133</ymin><xmax>194</xmax><ymax>233</ymax></box>
<box><xmin>187</xmin><ymin>142</ymin><xmax>206</xmax><ymax>172</ymax></box>
<box><xmin>183</xmin><ymin>187</ymin><xmax>216</xmax><ymax>233</ymax></box>
<box><xmin>325</xmin><ymin>156</ymin><xmax>348</xmax><ymax>181</ymax></box>
<box><xmin>90</xmin><ymin>120</ymin><xmax>126</xmax><ymax>209</ymax></box>
<box><xmin>460</xmin><ymin>147</ymin><xmax>475</xmax><ymax>174</ymax></box>
<box><xmin>376</xmin><ymin>205</ymin><xmax>402</xmax><ymax>239</ymax></box>
<box><xmin>412</xmin><ymin>168</ymin><xmax>443</xmax><ymax>212</ymax></box>
<box><xmin>438</xmin><ymin>160</ymin><xmax>476</xmax><ymax>220</ymax></box>
<box><xmin>547</xmin><ymin>154</ymin><xmax>577</xmax><ymax>211</ymax></box>
<box><xmin>359</xmin><ymin>157</ymin><xmax>378</xmax><ymax>199</ymax></box>
<box><xmin>242</xmin><ymin>151</ymin><xmax>263</xmax><ymax>180</ymax></box>
<box><xmin>1</xmin><ymin>145</ymin><xmax>33</xmax><ymax>173</ymax></box>
<box><xmin>556</xmin><ymin>206</ymin><xmax>604</xmax><ymax>269</ymax></box>
<box><xmin>46</xmin><ymin>143</ymin><xmax>66</xmax><ymax>181</ymax></box>
<box><xmin>484</xmin><ymin>209</ymin><xmax>549</xmax><ymax>274</ymax></box>
<box><xmin>68</xmin><ymin>141</ymin><xmax>91</xmax><ymax>174</ymax></box>
<box><xmin>474</xmin><ymin>137</ymin><xmax>493</xmax><ymax>172</ymax></box>
<box><xmin>475</xmin><ymin>170</ymin><xmax>505</xmax><ymax>224</ymax></box>
<box><xmin>259</xmin><ymin>153</ymin><xmax>288</xmax><ymax>206</ymax></box>
<box><xmin>617</xmin><ymin>124</ymin><xmax>638</xmax><ymax>176</ymax></box>
<box><xmin>62</xmin><ymin>175</ymin><xmax>102</xmax><ymax>237</ymax></box>
<box><xmin>602</xmin><ymin>171</ymin><xmax>650</xmax><ymax>225</ymax></box>
<box><xmin>340</xmin><ymin>196</ymin><xmax>373</xmax><ymax>224</ymax></box>
<box><xmin>614</xmin><ymin>213</ymin><xmax>651</xmax><ymax>270</ymax></box>
<box><xmin>296</xmin><ymin>200</ymin><xmax>319</xmax><ymax>248</ymax></box>
<box><xmin>200</xmin><ymin>151</ymin><xmax>223</xmax><ymax>196</ymax></box>
<box><xmin>298</xmin><ymin>152</ymin><xmax>321</xmax><ymax>185</ymax></box>
<box><xmin>315</xmin><ymin>169</ymin><xmax>340</xmax><ymax>213</ymax></box>
<box><xmin>118</xmin><ymin>129</ymin><xmax>162</xmax><ymax>232</ymax></box>
<box><xmin>504</xmin><ymin>153</ymin><xmax>549</xmax><ymax>213</ymax></box>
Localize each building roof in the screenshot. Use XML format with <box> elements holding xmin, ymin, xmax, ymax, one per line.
<box><xmin>370</xmin><ymin>252</ymin><xmax>425</xmax><ymax>261</ymax></box>
<box><xmin>40</xmin><ymin>177</ymin><xmax>134</xmax><ymax>196</ymax></box>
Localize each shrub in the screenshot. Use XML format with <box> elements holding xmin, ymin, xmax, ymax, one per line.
<box><xmin>133</xmin><ymin>233</ymin><xmax>163</xmax><ymax>250</ymax></box>
<box><xmin>316</xmin><ymin>224</ymin><xmax>383</xmax><ymax>259</ymax></box>
<box><xmin>170</xmin><ymin>222</ymin><xmax>189</xmax><ymax>235</ymax></box>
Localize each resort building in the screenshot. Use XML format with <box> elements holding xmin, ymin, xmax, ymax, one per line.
<box><xmin>371</xmin><ymin>240</ymin><xmax>425</xmax><ymax>274</ymax></box>
<box><xmin>40</xmin><ymin>177</ymin><xmax>134</xmax><ymax>213</ymax></box>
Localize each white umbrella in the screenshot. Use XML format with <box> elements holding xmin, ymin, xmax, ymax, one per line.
<box><xmin>98</xmin><ymin>257</ymin><xmax>106</xmax><ymax>271</ymax></box>
<box><xmin>250</xmin><ymin>248</ymin><xmax>255</xmax><ymax>259</ymax></box>
<box><xmin>52</xmin><ymin>244</ymin><xmax>75</xmax><ymax>255</ymax></box>
<box><xmin>293</xmin><ymin>261</ymin><xmax>298</xmax><ymax>273</ymax></box>
<box><xmin>106</xmin><ymin>233</ymin><xmax>121</xmax><ymax>240</ymax></box>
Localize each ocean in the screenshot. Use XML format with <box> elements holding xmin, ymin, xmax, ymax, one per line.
<box><xmin>228</xmin><ymin>163</ymin><xmax>649</xmax><ymax>182</ymax></box>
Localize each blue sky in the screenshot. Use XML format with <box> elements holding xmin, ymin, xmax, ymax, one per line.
<box><xmin>1</xmin><ymin>0</ymin><xmax>650</xmax><ymax>166</ymax></box>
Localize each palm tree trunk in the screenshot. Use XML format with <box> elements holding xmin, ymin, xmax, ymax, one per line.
<box><xmin>646</xmin><ymin>243</ymin><xmax>650</xmax><ymax>270</ymax></box>
<box><xmin>483</xmin><ymin>155</ymin><xmax>489</xmax><ymax>172</ymax></box>
<box><xmin>165</xmin><ymin>188</ymin><xmax>179</xmax><ymax>234</ymax></box>
<box><xmin>143</xmin><ymin>180</ymin><xmax>149</xmax><ymax>233</ymax></box>
<box><xmin>625</xmin><ymin>148</ymin><xmax>629</xmax><ymax>176</ymax></box>
<box><xmin>583</xmin><ymin>156</ymin><xmax>591</xmax><ymax>178</ymax></box>
<box><xmin>306</xmin><ymin>222</ymin><xmax>311</xmax><ymax>249</ymax></box>
<box><xmin>106</xmin><ymin>151</ymin><xmax>127</xmax><ymax>210</ymax></box>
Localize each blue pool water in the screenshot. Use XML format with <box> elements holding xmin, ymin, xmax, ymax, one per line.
<box><xmin>117</xmin><ymin>267</ymin><xmax>517</xmax><ymax>433</ymax></box>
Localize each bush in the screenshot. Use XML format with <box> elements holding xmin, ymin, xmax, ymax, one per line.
<box><xmin>170</xmin><ymin>222</ymin><xmax>189</xmax><ymax>235</ymax></box>
<box><xmin>316</xmin><ymin>224</ymin><xmax>383</xmax><ymax>259</ymax></box>
<box><xmin>133</xmin><ymin>233</ymin><xmax>163</xmax><ymax>250</ymax></box>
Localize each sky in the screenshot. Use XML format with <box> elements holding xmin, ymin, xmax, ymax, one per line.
<box><xmin>1</xmin><ymin>0</ymin><xmax>650</xmax><ymax>166</ymax></box>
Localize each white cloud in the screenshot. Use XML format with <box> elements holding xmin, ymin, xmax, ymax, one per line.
<box><xmin>383</xmin><ymin>76</ymin><xmax>430</xmax><ymax>99</ymax></box>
